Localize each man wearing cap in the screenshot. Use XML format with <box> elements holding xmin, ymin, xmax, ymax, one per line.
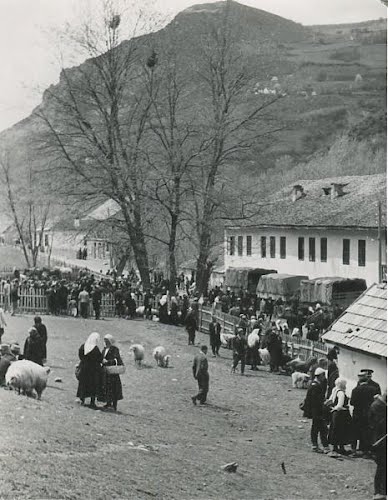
<box><xmin>359</xmin><ymin>369</ymin><xmax>381</xmax><ymax>397</ymax></box>
<box><xmin>350</xmin><ymin>371</ymin><xmax>377</xmax><ymax>455</ymax></box>
<box><xmin>208</xmin><ymin>317</ymin><xmax>221</xmax><ymax>357</ymax></box>
<box><xmin>231</xmin><ymin>329</ymin><xmax>247</xmax><ymax>375</ymax></box>
<box><xmin>0</xmin><ymin>344</ymin><xmax>18</xmax><ymax>386</ymax></box>
<box><xmin>192</xmin><ymin>345</ymin><xmax>209</xmax><ymax>405</ymax></box>
<box><xmin>302</xmin><ymin>367</ymin><xmax>330</xmax><ymax>453</ymax></box>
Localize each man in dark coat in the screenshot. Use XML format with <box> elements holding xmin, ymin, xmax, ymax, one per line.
<box><xmin>91</xmin><ymin>285</ymin><xmax>102</xmax><ymax>320</ymax></box>
<box><xmin>185</xmin><ymin>308</ymin><xmax>197</xmax><ymax>345</ymax></box>
<box><xmin>267</xmin><ymin>327</ymin><xmax>283</xmax><ymax>373</ymax></box>
<box><xmin>34</xmin><ymin>316</ymin><xmax>48</xmax><ymax>362</ymax></box>
<box><xmin>231</xmin><ymin>329</ymin><xmax>247</xmax><ymax>375</ymax></box>
<box><xmin>192</xmin><ymin>345</ymin><xmax>209</xmax><ymax>405</ymax></box>
<box><xmin>303</xmin><ymin>367</ymin><xmax>330</xmax><ymax>453</ymax></box>
<box><xmin>369</xmin><ymin>391</ymin><xmax>387</xmax><ymax>499</ymax></box>
<box><xmin>360</xmin><ymin>369</ymin><xmax>381</xmax><ymax>396</ymax></box>
<box><xmin>143</xmin><ymin>290</ymin><xmax>153</xmax><ymax>320</ymax></box>
<box><xmin>350</xmin><ymin>371</ymin><xmax>377</xmax><ymax>454</ymax></box>
<box><xmin>208</xmin><ymin>317</ymin><xmax>221</xmax><ymax>357</ymax></box>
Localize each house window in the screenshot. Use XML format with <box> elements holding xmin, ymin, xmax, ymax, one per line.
<box><xmin>309</xmin><ymin>237</ymin><xmax>316</xmax><ymax>262</ymax></box>
<box><xmin>261</xmin><ymin>236</ymin><xmax>266</xmax><ymax>258</ymax></box>
<box><xmin>298</xmin><ymin>237</ymin><xmax>304</xmax><ymax>261</ymax></box>
<box><xmin>246</xmin><ymin>236</ymin><xmax>252</xmax><ymax>256</ymax></box>
<box><xmin>270</xmin><ymin>236</ymin><xmax>276</xmax><ymax>258</ymax></box>
<box><xmin>237</xmin><ymin>236</ymin><xmax>243</xmax><ymax>256</ymax></box>
<box><xmin>320</xmin><ymin>237</ymin><xmax>327</xmax><ymax>262</ymax></box>
<box><xmin>229</xmin><ymin>236</ymin><xmax>235</xmax><ymax>256</ymax></box>
<box><xmin>358</xmin><ymin>240</ymin><xmax>366</xmax><ymax>267</ymax></box>
<box><xmin>343</xmin><ymin>239</ymin><xmax>350</xmax><ymax>265</ymax></box>
<box><xmin>280</xmin><ymin>236</ymin><xmax>286</xmax><ymax>259</ymax></box>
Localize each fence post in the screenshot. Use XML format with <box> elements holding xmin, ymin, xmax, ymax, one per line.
<box><xmin>291</xmin><ymin>342</ymin><xmax>294</xmax><ymax>358</ymax></box>
<box><xmin>200</xmin><ymin>304</ymin><xmax>203</xmax><ymax>332</ymax></box>
<box><xmin>310</xmin><ymin>341</ymin><xmax>315</xmax><ymax>357</ymax></box>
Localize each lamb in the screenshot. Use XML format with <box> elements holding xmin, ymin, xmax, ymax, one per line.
<box><xmin>291</xmin><ymin>371</ymin><xmax>310</xmax><ymax>389</ymax></box>
<box><xmin>258</xmin><ymin>348</ymin><xmax>271</xmax><ymax>366</ymax></box>
<box><xmin>152</xmin><ymin>346</ymin><xmax>171</xmax><ymax>368</ymax></box>
<box><xmin>247</xmin><ymin>330</ymin><xmax>260</xmax><ymax>349</ymax></box>
<box><xmin>129</xmin><ymin>344</ymin><xmax>145</xmax><ymax>367</ymax></box>
<box><xmin>220</xmin><ymin>333</ymin><xmax>235</xmax><ymax>349</ymax></box>
<box><xmin>6</xmin><ymin>360</ymin><xmax>50</xmax><ymax>400</ymax></box>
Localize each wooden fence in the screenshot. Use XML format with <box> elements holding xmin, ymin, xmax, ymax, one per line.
<box><xmin>198</xmin><ymin>305</ymin><xmax>328</xmax><ymax>360</ymax></box>
<box><xmin>0</xmin><ymin>284</ymin><xmax>159</xmax><ymax>318</ymax></box>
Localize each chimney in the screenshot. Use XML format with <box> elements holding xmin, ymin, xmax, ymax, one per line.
<box><xmin>74</xmin><ymin>217</ymin><xmax>80</xmax><ymax>228</ymax></box>
<box><xmin>331</xmin><ymin>183</ymin><xmax>346</xmax><ymax>200</ymax></box>
<box><xmin>292</xmin><ymin>184</ymin><xmax>304</xmax><ymax>203</ymax></box>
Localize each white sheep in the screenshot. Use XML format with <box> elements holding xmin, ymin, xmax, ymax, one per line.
<box><xmin>258</xmin><ymin>348</ymin><xmax>271</xmax><ymax>366</ymax></box>
<box><xmin>291</xmin><ymin>371</ymin><xmax>310</xmax><ymax>389</ymax></box>
<box><xmin>220</xmin><ymin>333</ymin><xmax>235</xmax><ymax>349</ymax></box>
<box><xmin>6</xmin><ymin>360</ymin><xmax>50</xmax><ymax>400</ymax></box>
<box><xmin>129</xmin><ymin>344</ymin><xmax>145</xmax><ymax>367</ymax></box>
<box><xmin>247</xmin><ymin>330</ymin><xmax>260</xmax><ymax>348</ymax></box>
<box><xmin>152</xmin><ymin>346</ymin><xmax>171</xmax><ymax>368</ymax></box>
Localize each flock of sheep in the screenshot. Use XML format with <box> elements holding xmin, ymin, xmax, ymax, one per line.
<box><xmin>129</xmin><ymin>344</ymin><xmax>171</xmax><ymax>368</ymax></box>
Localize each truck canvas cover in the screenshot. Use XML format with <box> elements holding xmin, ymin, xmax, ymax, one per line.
<box><xmin>299</xmin><ymin>277</ymin><xmax>367</xmax><ymax>306</ymax></box>
<box><xmin>256</xmin><ymin>273</ymin><xmax>308</xmax><ymax>298</ymax></box>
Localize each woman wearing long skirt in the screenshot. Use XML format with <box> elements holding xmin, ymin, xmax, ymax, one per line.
<box><xmin>328</xmin><ymin>378</ymin><xmax>353</xmax><ymax>455</ymax></box>
<box><xmin>100</xmin><ymin>334</ymin><xmax>123</xmax><ymax>411</ymax></box>
<box><xmin>76</xmin><ymin>332</ymin><xmax>102</xmax><ymax>409</ymax></box>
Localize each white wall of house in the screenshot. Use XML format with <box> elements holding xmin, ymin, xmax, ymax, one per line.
<box><xmin>225</xmin><ymin>227</ymin><xmax>386</xmax><ymax>287</ymax></box>
<box><xmin>329</xmin><ymin>347</ymin><xmax>387</xmax><ymax>396</ymax></box>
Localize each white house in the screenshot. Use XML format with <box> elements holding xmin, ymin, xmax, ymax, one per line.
<box><xmin>322</xmin><ymin>283</ymin><xmax>387</xmax><ymax>393</ymax></box>
<box><xmin>224</xmin><ymin>174</ymin><xmax>386</xmax><ymax>288</ymax></box>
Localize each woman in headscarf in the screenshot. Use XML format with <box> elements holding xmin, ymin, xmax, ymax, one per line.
<box><xmin>23</xmin><ymin>327</ymin><xmax>45</xmax><ymax>366</ymax></box>
<box><xmin>76</xmin><ymin>332</ymin><xmax>102</xmax><ymax>409</ymax></box>
<box><xmin>170</xmin><ymin>296</ymin><xmax>179</xmax><ymax>326</ymax></box>
<box><xmin>328</xmin><ymin>378</ymin><xmax>353</xmax><ymax>455</ymax></box>
<box><xmin>99</xmin><ymin>334</ymin><xmax>124</xmax><ymax>411</ymax></box>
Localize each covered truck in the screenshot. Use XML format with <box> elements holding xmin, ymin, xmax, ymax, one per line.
<box><xmin>225</xmin><ymin>268</ymin><xmax>277</xmax><ymax>294</ymax></box>
<box><xmin>299</xmin><ymin>277</ymin><xmax>367</xmax><ymax>309</ymax></box>
<box><xmin>256</xmin><ymin>273</ymin><xmax>308</xmax><ymax>299</ymax></box>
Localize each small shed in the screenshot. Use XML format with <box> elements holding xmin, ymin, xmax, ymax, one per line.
<box><xmin>322</xmin><ymin>283</ymin><xmax>387</xmax><ymax>393</ymax></box>
<box><xmin>256</xmin><ymin>273</ymin><xmax>308</xmax><ymax>299</ymax></box>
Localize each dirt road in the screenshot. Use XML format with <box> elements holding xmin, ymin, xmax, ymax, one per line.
<box><xmin>0</xmin><ymin>315</ymin><xmax>375</xmax><ymax>499</ymax></box>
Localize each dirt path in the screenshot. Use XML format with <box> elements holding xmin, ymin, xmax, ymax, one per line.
<box><xmin>0</xmin><ymin>315</ymin><xmax>375</xmax><ymax>499</ymax></box>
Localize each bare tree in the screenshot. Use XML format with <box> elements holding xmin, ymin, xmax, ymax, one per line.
<box><xmin>189</xmin><ymin>4</ymin><xmax>285</xmax><ymax>295</ymax></box>
<box><xmin>0</xmin><ymin>152</ymin><xmax>50</xmax><ymax>268</ymax></box>
<box><xmin>35</xmin><ymin>1</ymin><xmax>158</xmax><ymax>288</ymax></box>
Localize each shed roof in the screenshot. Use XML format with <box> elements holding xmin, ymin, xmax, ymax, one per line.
<box><xmin>227</xmin><ymin>174</ymin><xmax>386</xmax><ymax>229</ymax></box>
<box><xmin>322</xmin><ymin>283</ymin><xmax>387</xmax><ymax>358</ymax></box>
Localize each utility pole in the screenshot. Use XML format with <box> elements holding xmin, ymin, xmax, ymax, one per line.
<box><xmin>378</xmin><ymin>201</ymin><xmax>382</xmax><ymax>283</ymax></box>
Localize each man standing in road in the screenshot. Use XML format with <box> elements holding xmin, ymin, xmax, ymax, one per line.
<box><xmin>3</xmin><ymin>280</ymin><xmax>10</xmax><ymax>313</ymax></box>
<box><xmin>91</xmin><ymin>285</ymin><xmax>102</xmax><ymax>320</ymax></box>
<box><xmin>185</xmin><ymin>307</ymin><xmax>198</xmax><ymax>346</ymax></box>
<box><xmin>369</xmin><ymin>390</ymin><xmax>387</xmax><ymax>500</ymax></box>
<box><xmin>351</xmin><ymin>371</ymin><xmax>377</xmax><ymax>455</ymax></box>
<box><xmin>231</xmin><ymin>328</ymin><xmax>247</xmax><ymax>375</ymax></box>
<box><xmin>192</xmin><ymin>345</ymin><xmax>209</xmax><ymax>405</ymax></box>
<box><xmin>10</xmin><ymin>280</ymin><xmax>19</xmax><ymax>316</ymax></box>
<box><xmin>34</xmin><ymin>316</ymin><xmax>48</xmax><ymax>364</ymax></box>
<box><xmin>208</xmin><ymin>316</ymin><xmax>221</xmax><ymax>357</ymax></box>
<box><xmin>78</xmin><ymin>288</ymin><xmax>90</xmax><ymax>319</ymax></box>
<box><xmin>302</xmin><ymin>367</ymin><xmax>330</xmax><ymax>454</ymax></box>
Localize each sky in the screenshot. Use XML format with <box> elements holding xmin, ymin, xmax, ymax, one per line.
<box><xmin>0</xmin><ymin>0</ymin><xmax>385</xmax><ymax>132</ymax></box>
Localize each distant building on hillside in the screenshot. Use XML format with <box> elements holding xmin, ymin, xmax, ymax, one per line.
<box><xmin>224</xmin><ymin>174</ymin><xmax>387</xmax><ymax>287</ymax></box>
<box><xmin>322</xmin><ymin>282</ymin><xmax>387</xmax><ymax>392</ymax></box>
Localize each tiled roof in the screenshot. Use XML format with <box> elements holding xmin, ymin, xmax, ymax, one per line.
<box><xmin>228</xmin><ymin>174</ymin><xmax>386</xmax><ymax>229</ymax></box>
<box><xmin>322</xmin><ymin>283</ymin><xmax>387</xmax><ymax>358</ymax></box>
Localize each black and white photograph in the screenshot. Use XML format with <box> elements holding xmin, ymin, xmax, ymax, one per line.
<box><xmin>0</xmin><ymin>0</ymin><xmax>386</xmax><ymax>498</ymax></box>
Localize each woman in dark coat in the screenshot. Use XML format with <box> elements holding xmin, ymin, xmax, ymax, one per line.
<box><xmin>23</xmin><ymin>327</ymin><xmax>45</xmax><ymax>366</ymax></box>
<box><xmin>99</xmin><ymin>334</ymin><xmax>123</xmax><ymax>411</ymax></box>
<box><xmin>76</xmin><ymin>332</ymin><xmax>102</xmax><ymax>409</ymax></box>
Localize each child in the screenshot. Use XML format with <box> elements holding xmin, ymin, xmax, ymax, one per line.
<box><xmin>68</xmin><ymin>298</ymin><xmax>78</xmax><ymax>317</ymax></box>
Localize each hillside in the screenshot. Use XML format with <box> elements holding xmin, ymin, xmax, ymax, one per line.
<box><xmin>0</xmin><ymin>1</ymin><xmax>385</xmax><ymax>181</ymax></box>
